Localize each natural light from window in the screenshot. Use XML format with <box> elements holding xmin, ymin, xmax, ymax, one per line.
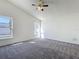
<box><xmin>0</xmin><ymin>16</ymin><xmax>13</xmax><ymax>39</ymax></box>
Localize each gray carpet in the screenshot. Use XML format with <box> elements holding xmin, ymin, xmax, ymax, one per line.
<box><xmin>0</xmin><ymin>39</ymin><xmax>78</xmax><ymax>59</ymax></box>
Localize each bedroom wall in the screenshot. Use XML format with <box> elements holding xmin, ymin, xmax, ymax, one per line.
<box><xmin>42</xmin><ymin>14</ymin><xmax>79</xmax><ymax>44</ymax></box>
<box><xmin>0</xmin><ymin>0</ymin><xmax>38</xmax><ymax>46</ymax></box>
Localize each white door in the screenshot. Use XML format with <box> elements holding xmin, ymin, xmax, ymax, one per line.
<box><xmin>34</xmin><ymin>20</ymin><xmax>41</xmax><ymax>38</ymax></box>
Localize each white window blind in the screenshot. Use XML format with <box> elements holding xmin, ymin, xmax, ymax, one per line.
<box><xmin>0</xmin><ymin>16</ymin><xmax>13</xmax><ymax>39</ymax></box>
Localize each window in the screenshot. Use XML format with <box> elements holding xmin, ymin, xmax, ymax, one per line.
<box><xmin>0</xmin><ymin>16</ymin><xmax>13</xmax><ymax>39</ymax></box>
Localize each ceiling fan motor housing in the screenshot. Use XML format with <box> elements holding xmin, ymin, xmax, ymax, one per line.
<box><xmin>32</xmin><ymin>0</ymin><xmax>48</xmax><ymax>11</ymax></box>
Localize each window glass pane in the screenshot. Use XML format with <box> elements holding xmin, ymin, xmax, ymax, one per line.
<box><xmin>0</xmin><ymin>16</ymin><xmax>13</xmax><ymax>39</ymax></box>
<box><xmin>0</xmin><ymin>16</ymin><xmax>10</xmax><ymax>23</ymax></box>
<box><xmin>0</xmin><ymin>28</ymin><xmax>10</xmax><ymax>35</ymax></box>
<box><xmin>0</xmin><ymin>23</ymin><xmax>9</xmax><ymax>28</ymax></box>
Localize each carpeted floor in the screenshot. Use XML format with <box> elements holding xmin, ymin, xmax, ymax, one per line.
<box><xmin>0</xmin><ymin>39</ymin><xmax>78</xmax><ymax>59</ymax></box>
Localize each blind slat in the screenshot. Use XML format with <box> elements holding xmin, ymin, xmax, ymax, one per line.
<box><xmin>0</xmin><ymin>28</ymin><xmax>10</xmax><ymax>35</ymax></box>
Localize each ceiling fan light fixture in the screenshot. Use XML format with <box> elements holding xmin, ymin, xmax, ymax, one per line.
<box><xmin>36</xmin><ymin>6</ymin><xmax>44</xmax><ymax>11</ymax></box>
<box><xmin>32</xmin><ymin>0</ymin><xmax>48</xmax><ymax>11</ymax></box>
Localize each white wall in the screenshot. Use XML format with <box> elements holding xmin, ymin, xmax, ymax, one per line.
<box><xmin>42</xmin><ymin>14</ymin><xmax>79</xmax><ymax>44</ymax></box>
<box><xmin>0</xmin><ymin>0</ymin><xmax>38</xmax><ymax>46</ymax></box>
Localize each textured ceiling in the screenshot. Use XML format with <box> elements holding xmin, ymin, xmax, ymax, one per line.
<box><xmin>7</xmin><ymin>0</ymin><xmax>79</xmax><ymax>20</ymax></box>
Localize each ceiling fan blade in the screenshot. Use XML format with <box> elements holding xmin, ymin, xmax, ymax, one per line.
<box><xmin>32</xmin><ymin>4</ymin><xmax>36</xmax><ymax>6</ymax></box>
<box><xmin>43</xmin><ymin>5</ymin><xmax>48</xmax><ymax>7</ymax></box>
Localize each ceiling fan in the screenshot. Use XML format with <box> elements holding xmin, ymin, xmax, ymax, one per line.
<box><xmin>32</xmin><ymin>0</ymin><xmax>48</xmax><ymax>11</ymax></box>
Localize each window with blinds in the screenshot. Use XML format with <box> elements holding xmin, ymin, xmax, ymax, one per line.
<box><xmin>0</xmin><ymin>16</ymin><xmax>13</xmax><ymax>39</ymax></box>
